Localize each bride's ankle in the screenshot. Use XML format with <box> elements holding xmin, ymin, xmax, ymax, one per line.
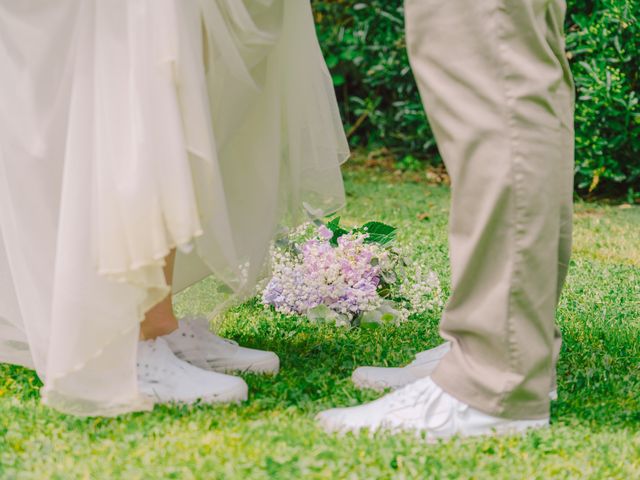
<box><xmin>140</xmin><ymin>315</ymin><xmax>179</xmax><ymax>340</ymax></box>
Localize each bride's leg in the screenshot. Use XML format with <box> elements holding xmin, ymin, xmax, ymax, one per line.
<box><xmin>140</xmin><ymin>249</ymin><xmax>178</xmax><ymax>340</ymax></box>
<box><xmin>137</xmin><ymin>248</ymin><xmax>250</xmax><ymax>404</ymax></box>
<box><xmin>138</xmin><ymin>246</ymin><xmax>279</xmax><ymax>374</ymax></box>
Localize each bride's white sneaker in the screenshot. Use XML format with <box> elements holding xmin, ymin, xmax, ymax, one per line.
<box><xmin>137</xmin><ymin>337</ymin><xmax>248</xmax><ymax>405</ymax></box>
<box><xmin>352</xmin><ymin>341</ymin><xmax>559</xmax><ymax>400</ymax></box>
<box><xmin>317</xmin><ymin>377</ymin><xmax>548</xmax><ymax>439</ymax></box>
<box><xmin>164</xmin><ymin>317</ymin><xmax>280</xmax><ymax>375</ymax></box>
<box><xmin>352</xmin><ymin>342</ymin><xmax>451</xmax><ymax>391</ymax></box>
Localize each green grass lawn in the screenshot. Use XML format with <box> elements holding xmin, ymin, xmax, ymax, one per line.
<box><xmin>1</xmin><ymin>166</ymin><xmax>639</xmax><ymax>479</ymax></box>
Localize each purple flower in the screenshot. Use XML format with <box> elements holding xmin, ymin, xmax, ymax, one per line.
<box><xmin>318</xmin><ymin>225</ymin><xmax>333</xmax><ymax>241</ymax></box>
<box><xmin>262</xmin><ymin>223</ymin><xmax>441</xmax><ymax>323</ymax></box>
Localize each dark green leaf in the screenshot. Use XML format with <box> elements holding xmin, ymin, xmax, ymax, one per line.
<box><xmin>358</xmin><ymin>221</ymin><xmax>397</xmax><ymax>245</ymax></box>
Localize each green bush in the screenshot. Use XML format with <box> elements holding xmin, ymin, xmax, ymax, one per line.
<box><xmin>313</xmin><ymin>0</ymin><xmax>639</xmax><ymax>199</ymax></box>
<box><xmin>313</xmin><ymin>1</ymin><xmax>433</xmax><ymax>158</ymax></box>
<box><xmin>566</xmin><ymin>0</ymin><xmax>639</xmax><ymax>198</ymax></box>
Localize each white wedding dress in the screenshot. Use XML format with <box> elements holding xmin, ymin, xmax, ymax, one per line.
<box><xmin>0</xmin><ymin>0</ymin><xmax>348</xmax><ymax>415</ymax></box>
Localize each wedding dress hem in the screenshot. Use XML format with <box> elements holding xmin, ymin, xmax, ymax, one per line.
<box><xmin>0</xmin><ymin>0</ymin><xmax>349</xmax><ymax>416</ymax></box>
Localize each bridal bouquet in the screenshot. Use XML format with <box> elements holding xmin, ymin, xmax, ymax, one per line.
<box><xmin>261</xmin><ymin>218</ymin><xmax>443</xmax><ymax>327</ymax></box>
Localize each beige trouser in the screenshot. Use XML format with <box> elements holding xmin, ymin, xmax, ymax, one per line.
<box><xmin>405</xmin><ymin>0</ymin><xmax>575</xmax><ymax>419</ymax></box>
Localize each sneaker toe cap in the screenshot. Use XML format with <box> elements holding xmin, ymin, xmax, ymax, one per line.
<box><xmin>316</xmin><ymin>408</ymin><xmax>353</xmax><ymax>433</ymax></box>
<box><xmin>224</xmin><ymin>348</ymin><xmax>280</xmax><ymax>374</ymax></box>
<box><xmin>316</xmin><ymin>406</ymin><xmax>382</xmax><ymax>434</ymax></box>
<box><xmin>352</xmin><ymin>366</ymin><xmax>417</xmax><ymax>391</ymax></box>
<box><xmin>198</xmin><ymin>375</ymin><xmax>248</xmax><ymax>404</ymax></box>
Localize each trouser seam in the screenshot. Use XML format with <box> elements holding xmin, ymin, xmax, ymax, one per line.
<box><xmin>488</xmin><ymin>0</ymin><xmax>524</xmax><ymax>408</ymax></box>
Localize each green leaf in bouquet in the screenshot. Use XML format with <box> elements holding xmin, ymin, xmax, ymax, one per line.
<box><xmin>274</xmin><ymin>237</ymin><xmax>293</xmax><ymax>250</ymax></box>
<box><xmin>381</xmin><ymin>313</ymin><xmax>396</xmax><ymax>323</ymax></box>
<box><xmin>306</xmin><ymin>304</ymin><xmax>338</xmax><ymax>324</ymax></box>
<box><xmin>358</xmin><ymin>221</ymin><xmax>397</xmax><ymax>245</ymax></box>
<box><xmin>380</xmin><ymin>270</ymin><xmax>397</xmax><ymax>285</ymax></box>
<box><xmin>361</xmin><ymin>321</ymin><xmax>381</xmax><ymax>330</ymax></box>
<box><xmin>306</xmin><ymin>305</ymin><xmax>351</xmax><ymax>327</ymax></box>
<box><xmin>360</xmin><ymin>309</ymin><xmax>383</xmax><ymax>326</ymax></box>
<box><xmin>326</xmin><ymin>216</ymin><xmax>340</xmax><ymax>229</ymax></box>
<box><xmin>326</xmin><ymin>217</ymin><xmax>349</xmax><ymax>247</ymax></box>
<box><xmin>378</xmin><ymin>300</ymin><xmax>404</xmax><ymax>324</ymax></box>
<box><xmin>334</xmin><ymin>314</ymin><xmax>352</xmax><ymax>328</ymax></box>
<box><xmin>378</xmin><ymin>289</ymin><xmax>393</xmax><ymax>299</ymax></box>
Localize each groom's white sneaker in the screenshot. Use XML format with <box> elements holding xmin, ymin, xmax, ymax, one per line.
<box><xmin>164</xmin><ymin>317</ymin><xmax>280</xmax><ymax>375</ymax></box>
<box><xmin>317</xmin><ymin>377</ymin><xmax>548</xmax><ymax>439</ymax></box>
<box><xmin>352</xmin><ymin>342</ymin><xmax>451</xmax><ymax>391</ymax></box>
<box><xmin>352</xmin><ymin>341</ymin><xmax>559</xmax><ymax>401</ymax></box>
<box><xmin>137</xmin><ymin>337</ymin><xmax>248</xmax><ymax>404</ymax></box>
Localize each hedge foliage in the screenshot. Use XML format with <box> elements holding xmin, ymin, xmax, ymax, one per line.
<box><xmin>313</xmin><ymin>0</ymin><xmax>639</xmax><ymax>199</ymax></box>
